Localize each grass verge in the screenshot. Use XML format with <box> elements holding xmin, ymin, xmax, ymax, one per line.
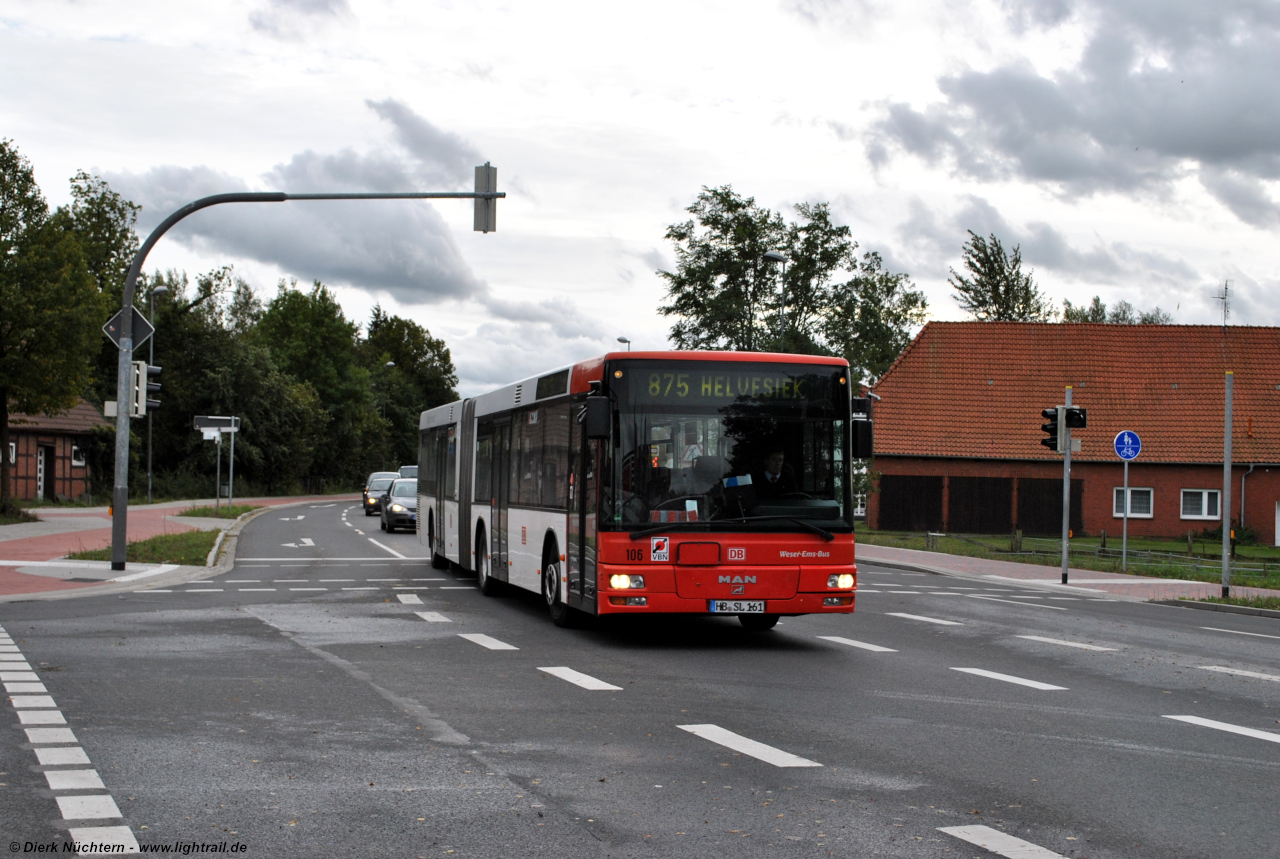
<box><xmin>1193</xmin><ymin>595</ymin><xmax>1280</xmax><ymax>611</ymax></box>
<box><xmin>0</xmin><ymin>506</ymin><xmax>40</xmax><ymax>526</ymax></box>
<box><xmin>68</xmin><ymin>529</ymin><xmax>219</xmax><ymax>565</ymax></box>
<box><xmin>857</xmin><ymin>529</ymin><xmax>1280</xmax><ymax>591</ymax></box>
<box><xmin>175</xmin><ymin>504</ymin><xmax>262</xmax><ymax>519</ymax></box>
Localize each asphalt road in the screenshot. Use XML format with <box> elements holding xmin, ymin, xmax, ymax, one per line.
<box><xmin>2</xmin><ymin>501</ymin><xmax>1278</xmax><ymax>858</ymax></box>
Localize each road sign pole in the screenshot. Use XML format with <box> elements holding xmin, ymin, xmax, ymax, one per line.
<box><xmin>1061</xmin><ymin>387</ymin><xmax>1072</xmax><ymax>584</ymax></box>
<box><xmin>229</xmin><ymin>427</ymin><xmax>235</xmax><ymax>510</ymax></box>
<box><xmin>1122</xmin><ymin>459</ymin><xmax>1129</xmax><ymax>571</ymax></box>
<box><xmin>1223</xmin><ymin>371</ymin><xmax>1233</xmax><ymax>598</ymax></box>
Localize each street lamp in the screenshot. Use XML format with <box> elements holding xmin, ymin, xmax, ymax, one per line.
<box><xmin>764</xmin><ymin>250</ymin><xmax>789</xmax><ymax>345</ymax></box>
<box><xmin>616</xmin><ymin>337</ymin><xmax>631</xmax><ymax>351</ymax></box>
<box><xmin>146</xmin><ymin>283</ymin><xmax>169</xmax><ymax>504</ymax></box>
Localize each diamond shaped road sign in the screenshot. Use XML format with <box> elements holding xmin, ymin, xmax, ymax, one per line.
<box><xmin>102</xmin><ymin>307</ymin><xmax>155</xmax><ymax>350</ymax></box>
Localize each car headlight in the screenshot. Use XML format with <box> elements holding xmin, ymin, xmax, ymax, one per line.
<box><xmin>390</xmin><ymin>504</ymin><xmax>406</xmax><ymax>513</ymax></box>
<box><xmin>365</xmin><ymin>497</ymin><xmax>375</xmax><ymax>504</ymax></box>
<box><xmin>827</xmin><ymin>573</ymin><xmax>855</xmax><ymax>589</ymax></box>
<box><xmin>609</xmin><ymin>574</ymin><xmax>645</xmax><ymax>589</ymax></box>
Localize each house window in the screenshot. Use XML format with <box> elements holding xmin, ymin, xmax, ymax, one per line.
<box><xmin>1181</xmin><ymin>489</ymin><xmax>1220</xmax><ymax>520</ymax></box>
<box><xmin>1114</xmin><ymin>487</ymin><xmax>1153</xmax><ymax>518</ymax></box>
<box><xmin>7</xmin><ymin>443</ymin><xmax>13</xmax><ymax>464</ymax></box>
<box><xmin>71</xmin><ymin>445</ymin><xmax>86</xmax><ymax>467</ymax></box>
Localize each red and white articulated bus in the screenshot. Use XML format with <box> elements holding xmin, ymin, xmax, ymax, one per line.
<box><xmin>417</xmin><ymin>350</ymin><xmax>873</xmax><ymax>629</ymax></box>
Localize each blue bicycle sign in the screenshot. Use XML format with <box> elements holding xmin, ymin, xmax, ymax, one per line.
<box><xmin>1114</xmin><ymin>431</ymin><xmax>1141</xmax><ymax>461</ymax></box>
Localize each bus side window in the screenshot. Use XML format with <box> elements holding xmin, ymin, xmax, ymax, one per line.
<box><xmin>419</xmin><ymin>429</ymin><xmax>436</xmax><ymax>495</ymax></box>
<box><xmin>542</xmin><ymin>401</ymin><xmax>570</xmax><ymax>509</ymax></box>
<box><xmin>475</xmin><ymin>432</ymin><xmax>493</xmax><ymax>503</ymax></box>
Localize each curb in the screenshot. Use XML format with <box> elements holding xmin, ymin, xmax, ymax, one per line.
<box><xmin>0</xmin><ymin>498</ymin><xmax>352</xmax><ymax>603</ymax></box>
<box><xmin>855</xmin><ymin>555</ymin><xmax>1146</xmax><ymax>600</ymax></box>
<box><xmin>1151</xmin><ymin>599</ymin><xmax>1280</xmax><ymax>620</ymax></box>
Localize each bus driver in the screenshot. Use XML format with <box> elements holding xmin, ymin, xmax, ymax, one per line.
<box><xmin>755</xmin><ymin>448</ymin><xmax>797</xmax><ymax>499</ymax></box>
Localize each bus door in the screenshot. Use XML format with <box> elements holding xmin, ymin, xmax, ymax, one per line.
<box><xmin>491</xmin><ymin>421</ymin><xmax>511</xmax><ymax>581</ymax></box>
<box><xmin>567</xmin><ymin>400</ymin><xmax>598</xmax><ymax>611</ymax></box>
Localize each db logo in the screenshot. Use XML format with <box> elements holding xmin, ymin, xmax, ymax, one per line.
<box><xmin>727</xmin><ymin>547</ymin><xmax>746</xmax><ymax>561</ymax></box>
<box><xmin>651</xmin><ymin>537</ymin><xmax>670</xmax><ymax>562</ymax></box>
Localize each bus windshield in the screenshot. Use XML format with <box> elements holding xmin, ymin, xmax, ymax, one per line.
<box><xmin>602</xmin><ymin>360</ymin><xmax>851</xmax><ymax>532</ymax></box>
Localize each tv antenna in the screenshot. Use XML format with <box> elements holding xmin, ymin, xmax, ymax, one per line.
<box><xmin>1215</xmin><ymin>280</ymin><xmax>1231</xmax><ymax>333</ymax></box>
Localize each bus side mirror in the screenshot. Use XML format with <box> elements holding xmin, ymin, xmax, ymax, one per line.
<box><xmin>853</xmin><ymin>420</ymin><xmax>873</xmax><ymax>459</ymax></box>
<box><xmin>584</xmin><ymin>396</ymin><xmax>611</xmax><ymax>439</ymax></box>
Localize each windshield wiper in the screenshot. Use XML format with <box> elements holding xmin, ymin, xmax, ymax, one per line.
<box><xmin>628</xmin><ymin>515</ymin><xmax>834</xmax><ymax>542</ymax></box>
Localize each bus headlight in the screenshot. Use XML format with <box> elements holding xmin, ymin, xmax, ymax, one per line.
<box><xmin>828</xmin><ymin>573</ymin><xmax>854</xmax><ymax>589</ymax></box>
<box><xmin>390</xmin><ymin>504</ymin><xmax>406</xmax><ymax>513</ymax></box>
<box><xmin>609</xmin><ymin>574</ymin><xmax>645</xmax><ymax>589</ymax></box>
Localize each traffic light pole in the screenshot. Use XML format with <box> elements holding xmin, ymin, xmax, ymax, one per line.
<box><xmin>109</xmin><ymin>183</ymin><xmax>504</xmax><ymax>571</ymax></box>
<box><xmin>1061</xmin><ymin>386</ymin><xmax>1072</xmax><ymax>584</ymax></box>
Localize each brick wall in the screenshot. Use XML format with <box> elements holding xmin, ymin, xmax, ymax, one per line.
<box><xmin>870</xmin><ymin>456</ymin><xmax>1280</xmax><ymax>546</ymax></box>
<box><xmin>6</xmin><ymin>432</ymin><xmax>93</xmax><ymax>502</ymax></box>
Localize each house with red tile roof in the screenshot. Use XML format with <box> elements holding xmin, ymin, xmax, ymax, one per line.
<box><xmin>868</xmin><ymin>322</ymin><xmax>1280</xmax><ymax>544</ymax></box>
<box><xmin>5</xmin><ymin>399</ymin><xmax>111</xmax><ymax>502</ymax></box>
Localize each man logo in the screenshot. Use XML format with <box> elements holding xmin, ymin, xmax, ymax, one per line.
<box><xmin>651</xmin><ymin>537</ymin><xmax>669</xmax><ymax>562</ymax></box>
<box><xmin>727</xmin><ymin>547</ymin><xmax>746</xmax><ymax>561</ymax></box>
<box><xmin>717</xmin><ymin>575</ymin><xmax>756</xmax><ymax>584</ymax></box>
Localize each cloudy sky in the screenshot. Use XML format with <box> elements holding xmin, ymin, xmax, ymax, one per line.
<box><xmin>4</xmin><ymin>0</ymin><xmax>1277</xmax><ymax>394</ymax></box>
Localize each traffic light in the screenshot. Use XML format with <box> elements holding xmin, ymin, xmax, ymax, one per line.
<box><xmin>145</xmin><ymin>365</ymin><xmax>162</xmax><ymax>412</ymax></box>
<box><xmin>1063</xmin><ymin>406</ymin><xmax>1086</xmax><ymax>429</ymax></box>
<box><xmin>474</xmin><ymin>162</ymin><xmax>497</xmax><ymax>232</ymax></box>
<box><xmin>1040</xmin><ymin>406</ymin><xmax>1063</xmax><ymax>452</ymax></box>
<box><xmin>130</xmin><ymin>361</ymin><xmax>147</xmax><ymax>417</ymax></box>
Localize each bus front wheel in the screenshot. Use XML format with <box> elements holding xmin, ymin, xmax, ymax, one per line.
<box><xmin>739</xmin><ymin>614</ymin><xmax>780</xmax><ymax>631</ymax></box>
<box><xmin>543</xmin><ymin>559</ymin><xmax>573</xmax><ymax>628</ymax></box>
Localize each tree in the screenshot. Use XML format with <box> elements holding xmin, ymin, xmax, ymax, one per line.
<box><xmin>949</xmin><ymin>231</ymin><xmax>1055</xmax><ymax>322</ymax></box>
<box><xmin>1062</xmin><ymin>295</ymin><xmax>1173</xmax><ymax>324</ymax></box>
<box><xmin>0</xmin><ymin>141</ymin><xmax>103</xmax><ymax>508</ymax></box>
<box><xmin>658</xmin><ymin>186</ymin><xmax>927</xmax><ymax>381</ymax></box>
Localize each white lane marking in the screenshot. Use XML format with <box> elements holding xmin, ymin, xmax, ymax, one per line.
<box><xmin>224</xmin><ymin>580</ymin><xmax>260</xmax><ymax>583</ymax></box>
<box><xmin>10</xmin><ymin>695</ymin><xmax>57</xmax><ymax>708</ymax></box>
<box><xmin>440</xmin><ymin>586</ymin><xmax>473</xmax><ymax>590</ymax></box>
<box><xmin>397</xmin><ymin>594</ymin><xmax>423</xmax><ymax>604</ymax></box>
<box><xmin>280</xmin><ymin>537</ymin><xmax>315</xmax><ymax>547</ymax></box>
<box><xmin>818</xmin><ymin>636</ymin><xmax>897</xmax><ymax>652</ymax></box>
<box><xmin>458</xmin><ymin>633</ymin><xmax>517</xmax><ymax>650</ymax></box>
<box><xmin>309</xmin><ymin>504</ymin><xmax>336</xmax><ymax>508</ymax></box>
<box><xmin>4</xmin><ymin>682</ymin><xmax>47</xmax><ymax>693</ymax></box>
<box><xmin>887</xmin><ymin>612</ymin><xmax>962</xmax><ymax>626</ymax></box>
<box><xmin>855</xmin><ymin>589</ymin><xmax>881</xmax><ymax>593</ymax></box>
<box><xmin>0</xmin><ymin>645</ymin><xmax>21</xmax><ymax>651</ymax></box>
<box><xmin>184</xmin><ymin>589</ymin><xmax>223</xmax><ymax>593</ymax></box>
<box><xmin>0</xmin><ymin>661</ymin><xmax>33</xmax><ymax>671</ymax></box>
<box><xmin>56</xmin><ymin>794</ymin><xmax>123</xmax><ymax>820</ymax></box>
<box><xmin>889</xmin><ymin>591</ymin><xmax>923</xmax><ymax>594</ymax></box>
<box><xmin>279</xmin><ymin>515</ymin><xmax>306</xmax><ymax>520</ymax></box>
<box><xmin>415</xmin><ymin>578</ymin><xmax>447</xmax><ymax>581</ymax></box>
<box><xmin>342</xmin><ymin>587</ymin><xmax>380</xmax><ymax>591</ymax></box>
<box><xmin>273</xmin><ymin>579</ymin><xmax>309</xmax><ymax>583</ymax></box>
<box><xmin>939</xmin><ymin>824</ymin><xmax>1065</xmax><ymax>858</ymax></box>
<box><xmin>18</xmin><ymin>710</ymin><xmax>67</xmax><ymax>724</ymax></box>
<box><xmin>1203</xmin><ymin>626</ymin><xmax>1280</xmax><ymax>640</ymax></box>
<box><xmin>538</xmin><ymin>666</ymin><xmax>623</xmax><ymax>690</ymax></box>
<box><xmin>345</xmin><ymin>522</ymin><xmax>354</xmax><ymax>527</ymax></box>
<box><xmin>366</xmin><ymin>577</ymin><xmax>398</xmax><ymax>580</ymax></box>
<box><xmin>393</xmin><ymin>586</ymin><xmax>430</xmax><ymax>590</ymax></box>
<box><xmin>320</xmin><ymin>579</ymin><xmax>355</xmax><ymax>582</ymax></box>
<box><xmin>951</xmin><ymin>667</ymin><xmax>1067</xmax><ymax>691</ymax></box>
<box><xmin>108</xmin><ymin>563</ymin><xmax>179</xmax><ymax>583</ymax></box>
<box><xmin>1016</xmin><ymin>635</ymin><xmax>1117</xmax><ymax>651</ymax></box>
<box><xmin>68</xmin><ymin>827</ymin><xmax>139</xmax><ymax>854</ymax></box>
<box><xmin>35</xmin><ymin>747</ymin><xmax>91</xmax><ymax>766</ymax></box>
<box><xmin>677</xmin><ymin>724</ymin><xmax>822</xmax><ymax>768</ymax></box>
<box><xmin>369</xmin><ymin>538</ymin><xmax>407</xmax><ymax>559</ymax></box>
<box><xmin>45</xmin><ymin>769</ymin><xmax>106</xmax><ymax>790</ymax></box>
<box><xmin>1010</xmin><ymin>595</ymin><xmax>1044</xmax><ymax>599</ymax></box>
<box><xmin>1200</xmin><ymin>665</ymin><xmax>1280</xmax><ymax>682</ymax></box>
<box><xmin>1163</xmin><ymin>715</ymin><xmax>1280</xmax><ymax>744</ymax></box>
<box><xmin>927</xmin><ymin>592</ymin><xmax>964</xmax><ymax>596</ymax></box>
<box><xmin>949</xmin><ymin>587</ymin><xmax>979</xmax><ymax>590</ymax></box>
<box><xmin>968</xmin><ymin>595</ymin><xmax>1068</xmax><ymax>611</ymax></box>
<box><xmin>289</xmin><ymin>588</ymin><xmax>328</xmax><ymax>592</ymax></box>
<box><xmin>25</xmin><ymin>728</ymin><xmax>78</xmax><ymax>743</ymax></box>
<box><xmin>1047</xmin><ymin>597</ymin><xmax>1080</xmax><ymax>601</ymax></box>
<box><xmin>237</xmin><ymin>588</ymin><xmax>277</xmax><ymax>592</ymax></box>
<box><xmin>142</xmin><ymin>590</ymin><xmax>173</xmax><ymax>593</ymax></box>
<box><xmin>416</xmin><ymin>612</ymin><xmax>451</xmax><ymax>623</ymax></box>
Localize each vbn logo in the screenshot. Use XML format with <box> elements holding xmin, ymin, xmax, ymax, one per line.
<box><xmin>727</xmin><ymin>547</ymin><xmax>746</xmax><ymax>561</ymax></box>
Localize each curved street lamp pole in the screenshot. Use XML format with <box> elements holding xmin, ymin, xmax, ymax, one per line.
<box><xmin>109</xmin><ymin>185</ymin><xmax>505</xmax><ymax>570</ymax></box>
<box><xmin>764</xmin><ymin>250</ymin><xmax>789</xmax><ymax>346</ymax></box>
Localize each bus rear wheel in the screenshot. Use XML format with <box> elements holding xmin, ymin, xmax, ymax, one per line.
<box><xmin>739</xmin><ymin>613</ymin><xmax>780</xmax><ymax>631</ymax></box>
<box><xmin>543</xmin><ymin>559</ymin><xmax>573</xmax><ymax>628</ymax></box>
<box><xmin>476</xmin><ymin>529</ymin><xmax>501</xmax><ymax>597</ymax></box>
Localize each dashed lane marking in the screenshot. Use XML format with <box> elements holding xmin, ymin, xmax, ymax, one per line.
<box><xmin>238</xmin><ymin>588</ymin><xmax>276</xmax><ymax>592</ymax></box>
<box><xmin>273</xmin><ymin>579</ymin><xmax>309</xmax><ymax>582</ymax></box>
<box><xmin>1163</xmin><ymin>715</ymin><xmax>1280</xmax><ymax>744</ymax></box>
<box><xmin>289</xmin><ymin>587</ymin><xmax>328</xmax><ymax>591</ymax></box>
<box><xmin>1200</xmin><ymin>665</ymin><xmax>1280</xmax><ymax>682</ymax></box>
<box><xmin>817</xmin><ymin>636</ymin><xmax>897</xmax><ymax>652</ymax></box>
<box><xmin>57</xmin><ymin>795</ymin><xmax>123</xmax><ymax>819</ymax></box>
<box><xmin>225</xmin><ymin>579</ymin><xmax>260</xmax><ymax>583</ymax></box>
<box><xmin>393</xmin><ymin>586</ymin><xmax>430</xmax><ymax>590</ymax></box>
<box><xmin>968</xmin><ymin>595</ymin><xmax>1068</xmax><ymax>611</ymax></box>
<box><xmin>939</xmin><ymin>825</ymin><xmax>1065</xmax><ymax>858</ymax></box>
<box><xmin>35</xmin><ymin>747</ymin><xmax>90</xmax><ymax>766</ymax></box>
<box><xmin>1202</xmin><ymin>626</ymin><xmax>1280</xmax><ymax>640</ymax></box>
<box><xmin>927</xmin><ymin>592</ymin><xmax>963</xmax><ymax>596</ymax></box>
<box><xmin>538</xmin><ymin>666</ymin><xmax>622</xmax><ymax>690</ymax></box>
<box><xmin>416</xmin><ymin>612</ymin><xmax>451</xmax><ymax>623</ymax></box>
<box><xmin>440</xmin><ymin>586</ymin><xmax>474</xmax><ymax>590</ymax></box>
<box><xmin>887</xmin><ymin>612</ymin><xmax>962</xmax><ymax>626</ymax></box>
<box><xmin>184</xmin><ymin>589</ymin><xmax>222</xmax><ymax>593</ymax></box>
<box><xmin>398</xmin><ymin>594</ymin><xmax>424</xmax><ymax>604</ymax></box>
<box><xmin>951</xmin><ymin>667</ymin><xmax>1067</xmax><ymax>691</ymax></box>
<box><xmin>889</xmin><ymin>591</ymin><xmax>923</xmax><ymax>594</ymax></box>
<box><xmin>677</xmin><ymin>724</ymin><xmax>822</xmax><ymax>768</ymax></box>
<box><xmin>320</xmin><ymin>579</ymin><xmax>356</xmax><ymax>582</ymax></box>
<box><xmin>342</xmin><ymin>587</ymin><xmax>380</xmax><ymax>591</ymax></box>
<box><xmin>458</xmin><ymin>633</ymin><xmax>517</xmax><ymax>650</ymax></box>
<box><xmin>1016</xmin><ymin>635</ymin><xmax>1116</xmax><ymax>651</ymax></box>
<box><xmin>855</xmin><ymin>589</ymin><xmax>882</xmax><ymax>593</ymax></box>
<box><xmin>45</xmin><ymin>770</ymin><xmax>106</xmax><ymax>790</ymax></box>
<box><xmin>4</xmin><ymin>682</ymin><xmax>47</xmax><ymax>693</ymax></box>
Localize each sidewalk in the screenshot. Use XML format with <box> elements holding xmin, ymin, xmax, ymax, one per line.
<box><xmin>855</xmin><ymin>542</ymin><xmax>1280</xmax><ymax>602</ymax></box>
<box><xmin>0</xmin><ymin>495</ymin><xmax>356</xmax><ymax>597</ymax></box>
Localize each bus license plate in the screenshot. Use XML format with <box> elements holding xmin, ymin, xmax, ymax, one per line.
<box><xmin>709</xmin><ymin>600</ymin><xmax>765</xmax><ymax>614</ymax></box>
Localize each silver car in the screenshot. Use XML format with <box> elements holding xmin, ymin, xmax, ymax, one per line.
<box><xmin>380</xmin><ymin>478</ymin><xmax>418</xmax><ymax>533</ymax></box>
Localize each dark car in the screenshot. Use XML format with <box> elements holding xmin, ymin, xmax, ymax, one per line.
<box><xmin>398</xmin><ymin>465</ymin><xmax>418</xmax><ymax>478</ymax></box>
<box><xmin>380</xmin><ymin>478</ymin><xmax>418</xmax><ymax>533</ymax></box>
<box><xmin>362</xmin><ymin>472</ymin><xmax>399</xmax><ymax>516</ymax></box>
